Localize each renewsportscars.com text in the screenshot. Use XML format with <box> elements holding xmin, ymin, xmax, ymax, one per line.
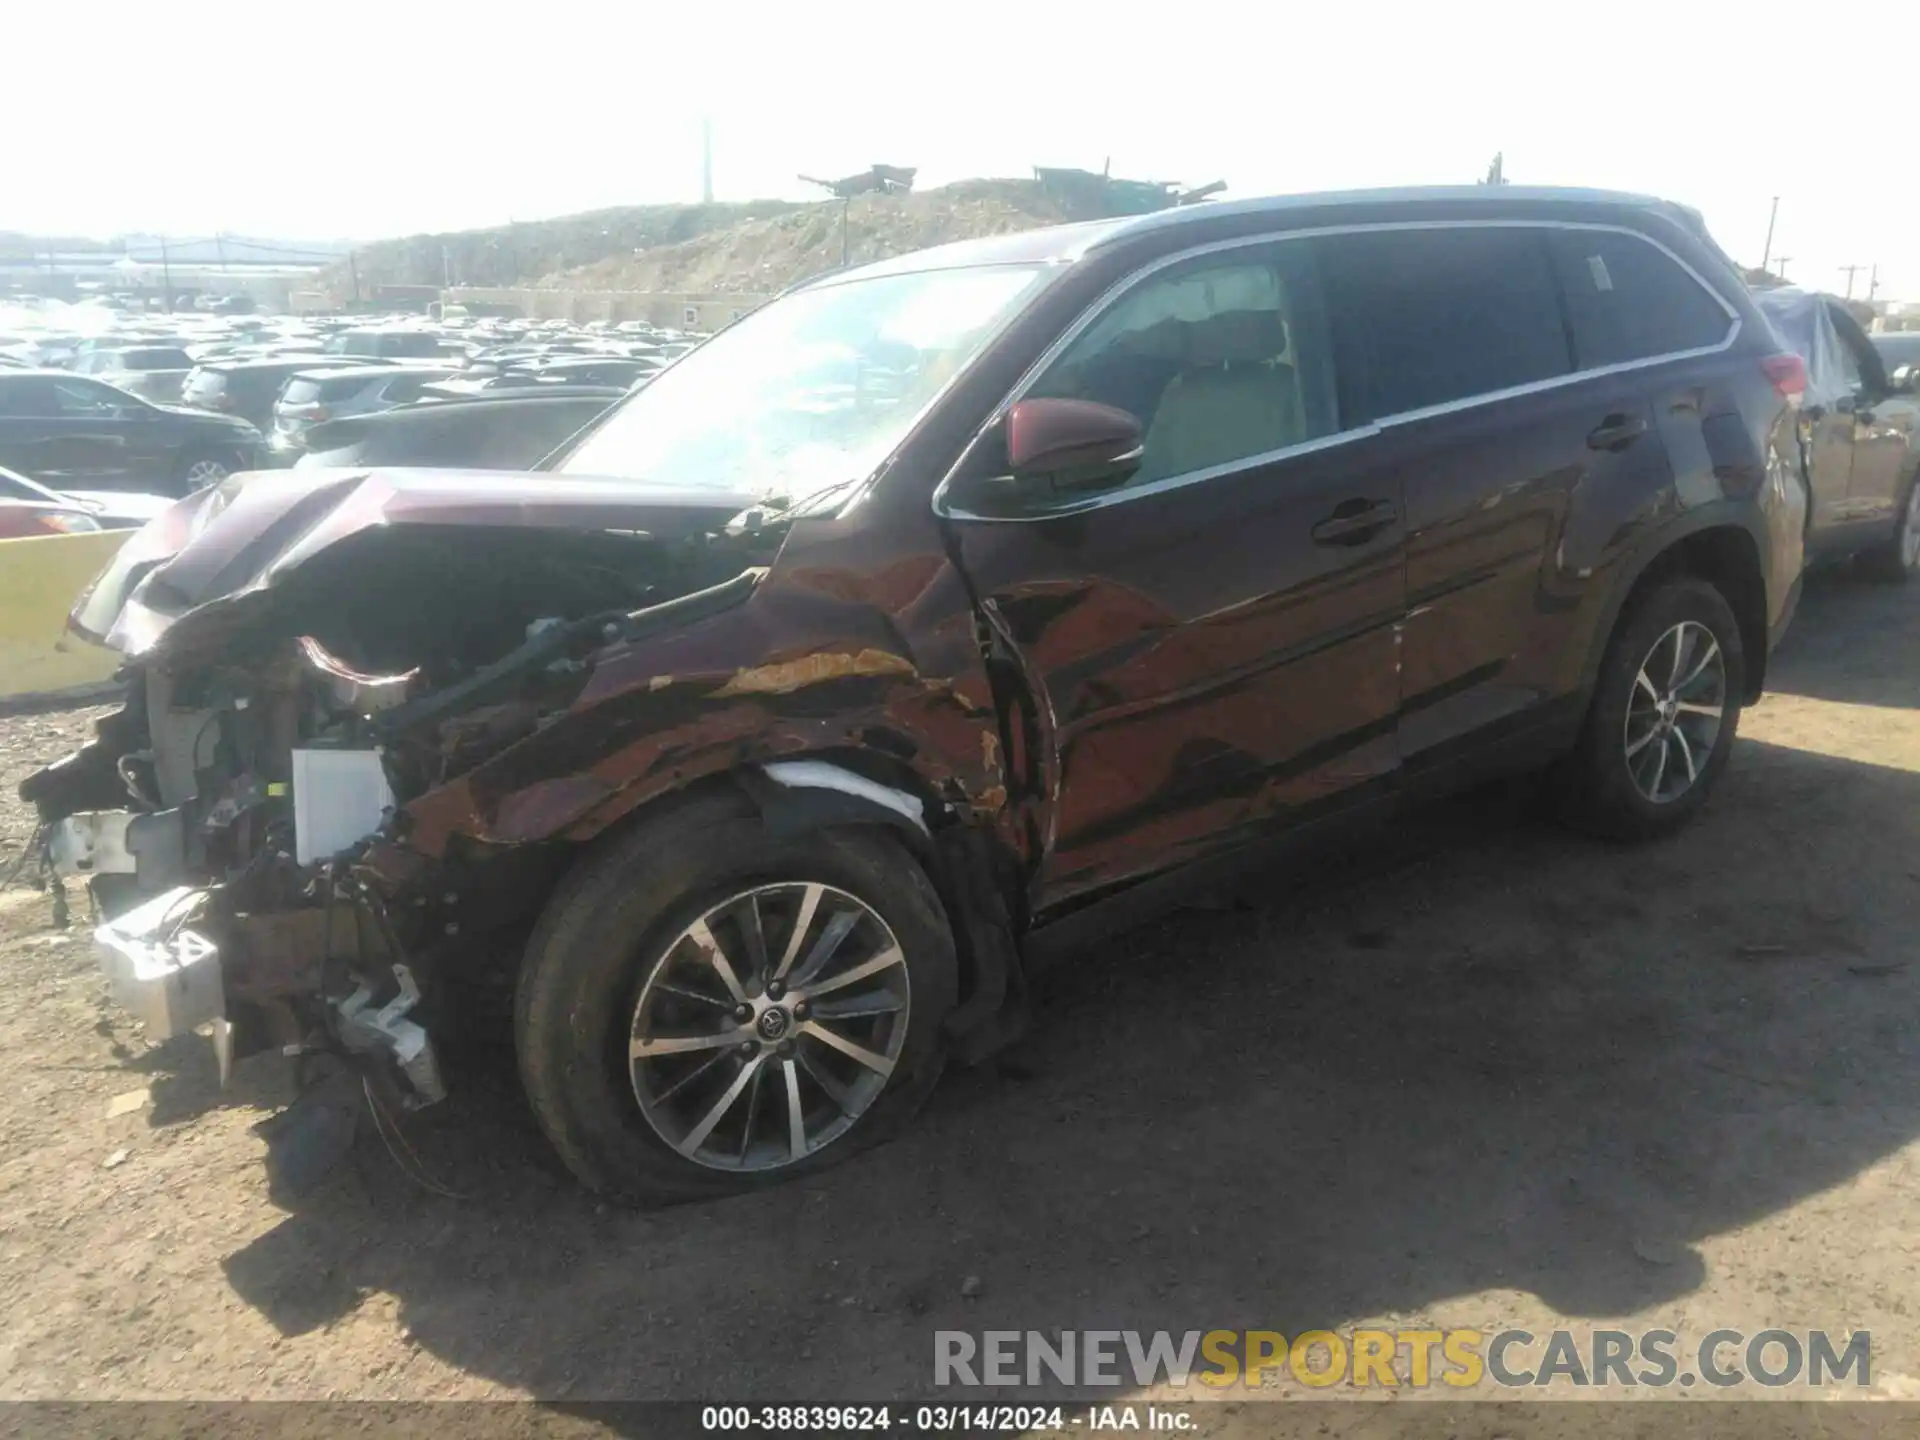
<box><xmin>934</xmin><ymin>1328</ymin><xmax>1872</xmax><ymax>1390</ymax></box>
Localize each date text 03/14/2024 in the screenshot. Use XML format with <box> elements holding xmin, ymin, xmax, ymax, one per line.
<box><xmin>700</xmin><ymin>1405</ymin><xmax>1195</xmax><ymax>1431</ymax></box>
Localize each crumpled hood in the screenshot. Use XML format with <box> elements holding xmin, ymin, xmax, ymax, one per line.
<box><xmin>73</xmin><ymin>467</ymin><xmax>760</xmax><ymax>657</ymax></box>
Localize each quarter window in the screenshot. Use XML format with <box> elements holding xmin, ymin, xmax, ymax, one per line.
<box><xmin>1549</xmin><ymin>230</ymin><xmax>1732</xmax><ymax>367</ymax></box>
<box><xmin>1319</xmin><ymin>227</ymin><xmax>1571</xmax><ymax>422</ymax></box>
<box><xmin>1028</xmin><ymin>240</ymin><xmax>1339</xmax><ymax>485</ymax></box>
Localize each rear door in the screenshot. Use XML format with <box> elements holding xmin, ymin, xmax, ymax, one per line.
<box><xmin>1316</xmin><ymin>225</ymin><xmax>1674</xmax><ymax>784</ymax></box>
<box><xmin>942</xmin><ymin>236</ymin><xmax>1407</xmax><ymax>908</ymax></box>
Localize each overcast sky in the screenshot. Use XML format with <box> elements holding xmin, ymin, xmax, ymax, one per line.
<box><xmin>13</xmin><ymin>0</ymin><xmax>1911</xmax><ymax>300</ymax></box>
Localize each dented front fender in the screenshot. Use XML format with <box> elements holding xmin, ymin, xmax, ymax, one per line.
<box><xmin>387</xmin><ymin>512</ymin><xmax>1019</xmax><ymax>867</ymax></box>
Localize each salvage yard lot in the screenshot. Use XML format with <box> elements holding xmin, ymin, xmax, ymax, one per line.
<box><xmin>0</xmin><ymin>572</ymin><xmax>1917</xmax><ymax>1409</ymax></box>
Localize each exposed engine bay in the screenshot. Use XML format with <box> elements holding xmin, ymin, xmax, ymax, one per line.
<box><xmin>24</xmin><ymin>501</ymin><xmax>773</xmax><ymax>1126</ymax></box>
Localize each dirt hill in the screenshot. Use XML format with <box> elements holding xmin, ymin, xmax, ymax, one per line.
<box><xmin>532</xmin><ymin>179</ymin><xmax>1080</xmax><ymax>295</ymax></box>
<box><xmin>311</xmin><ymin>200</ymin><xmax>806</xmax><ymax>300</ymax></box>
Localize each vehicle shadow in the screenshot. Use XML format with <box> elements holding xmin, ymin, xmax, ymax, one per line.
<box><xmin>214</xmin><ymin>712</ymin><xmax>1920</xmax><ymax>1399</ymax></box>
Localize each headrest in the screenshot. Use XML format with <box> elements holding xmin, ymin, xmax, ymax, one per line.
<box><xmin>1185</xmin><ymin>310</ymin><xmax>1288</xmax><ymax>366</ymax></box>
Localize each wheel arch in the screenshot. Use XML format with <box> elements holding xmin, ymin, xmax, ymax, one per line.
<box><xmin>1582</xmin><ymin>511</ymin><xmax>1771</xmax><ymax>704</ymax></box>
<box><xmin>556</xmin><ymin>746</ymin><xmax>1031</xmax><ymax>1066</ymax></box>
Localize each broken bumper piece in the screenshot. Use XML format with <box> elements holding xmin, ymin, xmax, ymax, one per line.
<box><xmin>48</xmin><ymin>809</ymin><xmax>190</xmax><ymax>889</ymax></box>
<box><xmin>91</xmin><ymin>886</ymin><xmax>226</xmax><ymax>1045</ymax></box>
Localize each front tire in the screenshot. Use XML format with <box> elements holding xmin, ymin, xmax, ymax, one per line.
<box><xmin>515</xmin><ymin>792</ymin><xmax>957</xmax><ymax>1204</ymax></box>
<box><xmin>1557</xmin><ymin>576</ymin><xmax>1746</xmax><ymax>841</ymax></box>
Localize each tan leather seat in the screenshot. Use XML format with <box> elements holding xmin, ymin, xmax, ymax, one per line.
<box><xmin>1139</xmin><ymin>311</ymin><xmax>1298</xmax><ymax>482</ymax></box>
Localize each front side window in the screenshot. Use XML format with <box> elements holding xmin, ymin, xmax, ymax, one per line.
<box><xmin>560</xmin><ymin>263</ymin><xmax>1051</xmax><ymax>497</ymax></box>
<box><xmin>1028</xmin><ymin>241</ymin><xmax>1339</xmax><ymax>485</ymax></box>
<box><xmin>1320</xmin><ymin>227</ymin><xmax>1571</xmax><ymax>422</ymax></box>
<box><xmin>1550</xmin><ymin>230</ymin><xmax>1732</xmax><ymax>367</ymax></box>
<box><xmin>0</xmin><ymin>379</ymin><xmax>58</xmax><ymax>418</ymax></box>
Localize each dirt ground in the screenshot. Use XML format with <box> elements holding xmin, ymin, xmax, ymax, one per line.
<box><xmin>2</xmin><ymin>571</ymin><xmax>1918</xmax><ymax>1423</ymax></box>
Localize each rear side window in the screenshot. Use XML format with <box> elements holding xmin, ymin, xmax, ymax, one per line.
<box><xmin>1318</xmin><ymin>227</ymin><xmax>1571</xmax><ymax>422</ymax></box>
<box><xmin>380</xmin><ymin>374</ymin><xmax>435</xmax><ymax>404</ymax></box>
<box><xmin>286</xmin><ymin>376</ymin><xmax>375</xmax><ymax>404</ymax></box>
<box><xmin>1549</xmin><ymin>231</ymin><xmax>1732</xmax><ymax>367</ymax></box>
<box><xmin>123</xmin><ymin>348</ymin><xmax>191</xmax><ymax>371</ymax></box>
<box><xmin>52</xmin><ymin>379</ymin><xmax>131</xmax><ymax>416</ymax></box>
<box><xmin>376</xmin><ymin>333</ymin><xmax>438</xmax><ymax>357</ymax></box>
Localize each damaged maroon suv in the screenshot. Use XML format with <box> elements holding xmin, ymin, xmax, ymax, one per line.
<box><xmin>23</xmin><ymin>187</ymin><xmax>1808</xmax><ymax>1203</ymax></box>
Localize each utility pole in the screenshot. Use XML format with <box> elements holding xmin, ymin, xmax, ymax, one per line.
<box><xmin>441</xmin><ymin>244</ymin><xmax>453</xmax><ymax>288</ymax></box>
<box><xmin>159</xmin><ymin>235</ymin><xmax>174</xmax><ymax>313</ymax></box>
<box><xmin>1760</xmin><ymin>196</ymin><xmax>1779</xmax><ymax>273</ymax></box>
<box><xmin>701</xmin><ymin>117</ymin><xmax>714</xmax><ymax>204</ymax></box>
<box><xmin>1840</xmin><ymin>263</ymin><xmax>1867</xmax><ymax>300</ymax></box>
<box><xmin>348</xmin><ymin>250</ymin><xmax>361</xmax><ymax>305</ymax></box>
<box><xmin>215</xmin><ymin>233</ymin><xmax>228</xmax><ymax>271</ymax></box>
<box><xmin>1775</xmin><ymin>256</ymin><xmax>1792</xmax><ymax>281</ymax></box>
<box><xmin>1870</xmin><ymin>264</ymin><xmax>1880</xmax><ymax>302</ymax></box>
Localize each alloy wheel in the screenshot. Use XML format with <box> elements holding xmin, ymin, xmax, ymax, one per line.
<box><xmin>185</xmin><ymin>459</ymin><xmax>229</xmax><ymax>490</ymax></box>
<box><xmin>628</xmin><ymin>882</ymin><xmax>911</xmax><ymax>1172</ymax></box>
<box><xmin>1623</xmin><ymin>620</ymin><xmax>1726</xmax><ymax>804</ymax></box>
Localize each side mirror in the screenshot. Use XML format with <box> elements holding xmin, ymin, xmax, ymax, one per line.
<box><xmin>1892</xmin><ymin>363</ymin><xmax>1919</xmax><ymax>396</ymax></box>
<box><xmin>939</xmin><ymin>397</ymin><xmax>1146</xmax><ymax>516</ymax></box>
<box><xmin>1002</xmin><ymin>397</ymin><xmax>1144</xmax><ymax>497</ymax></box>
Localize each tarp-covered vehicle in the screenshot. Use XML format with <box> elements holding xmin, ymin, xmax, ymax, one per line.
<box><xmin>1754</xmin><ymin>287</ymin><xmax>1920</xmax><ymax>577</ymax></box>
<box><xmin>23</xmin><ymin>187</ymin><xmax>1805</xmax><ymax>1204</ymax></box>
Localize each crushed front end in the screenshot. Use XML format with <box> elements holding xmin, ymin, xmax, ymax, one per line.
<box><xmin>20</xmin><ymin>467</ymin><xmax>772</xmax><ymax>1129</ymax></box>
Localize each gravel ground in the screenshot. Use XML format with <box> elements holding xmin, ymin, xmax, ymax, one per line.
<box><xmin>1</xmin><ymin>574</ymin><xmax>1918</xmax><ymax>1424</ymax></box>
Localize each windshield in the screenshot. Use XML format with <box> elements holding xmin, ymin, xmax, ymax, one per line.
<box><xmin>559</xmin><ymin>263</ymin><xmax>1051</xmax><ymax>496</ymax></box>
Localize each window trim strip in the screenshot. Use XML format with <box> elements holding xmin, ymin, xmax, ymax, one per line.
<box><xmin>934</xmin><ymin>217</ymin><xmax>1742</xmax><ymax>523</ymax></box>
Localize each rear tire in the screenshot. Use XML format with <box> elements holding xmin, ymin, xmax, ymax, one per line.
<box><xmin>515</xmin><ymin>792</ymin><xmax>957</xmax><ymax>1205</ymax></box>
<box><xmin>1556</xmin><ymin>577</ymin><xmax>1746</xmax><ymax>841</ymax></box>
<box><xmin>1860</xmin><ymin>475</ymin><xmax>1920</xmax><ymax>583</ymax></box>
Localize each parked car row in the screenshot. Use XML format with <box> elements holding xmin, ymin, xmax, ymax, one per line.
<box><xmin>0</xmin><ymin>308</ymin><xmax>692</xmax><ymax>492</ymax></box>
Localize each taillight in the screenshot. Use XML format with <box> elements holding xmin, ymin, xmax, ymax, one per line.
<box><xmin>1761</xmin><ymin>353</ymin><xmax>1807</xmax><ymax>403</ymax></box>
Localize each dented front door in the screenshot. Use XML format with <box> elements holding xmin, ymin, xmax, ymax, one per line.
<box><xmin>947</xmin><ymin>437</ymin><xmax>1406</xmax><ymax>911</ymax></box>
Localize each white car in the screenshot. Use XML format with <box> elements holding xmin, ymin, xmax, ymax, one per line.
<box><xmin>0</xmin><ymin>463</ymin><xmax>174</xmax><ymax>529</ymax></box>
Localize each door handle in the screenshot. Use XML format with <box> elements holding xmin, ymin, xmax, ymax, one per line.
<box><xmin>1586</xmin><ymin>414</ymin><xmax>1647</xmax><ymax>451</ymax></box>
<box><xmin>1311</xmin><ymin>498</ymin><xmax>1398</xmax><ymax>546</ymax></box>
